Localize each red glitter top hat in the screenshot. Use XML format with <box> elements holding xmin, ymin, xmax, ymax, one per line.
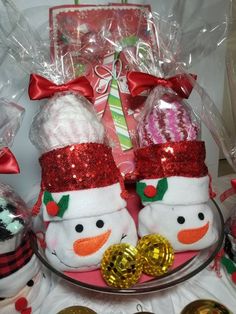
<box><xmin>30</xmin><ymin>94</ymin><xmax>127</xmax><ymax>221</ymax></box>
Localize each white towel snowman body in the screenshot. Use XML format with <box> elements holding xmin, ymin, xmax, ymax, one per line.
<box><xmin>30</xmin><ymin>93</ymin><xmax>138</xmax><ymax>272</ymax></box>
<box><xmin>136</xmin><ymin>92</ymin><xmax>218</xmax><ymax>251</ymax></box>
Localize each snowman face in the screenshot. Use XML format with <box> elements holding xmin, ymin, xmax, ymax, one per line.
<box><xmin>0</xmin><ymin>271</ymin><xmax>50</xmax><ymax>314</ymax></box>
<box><xmin>45</xmin><ymin>208</ymin><xmax>137</xmax><ymax>271</ymax></box>
<box><xmin>138</xmin><ymin>203</ymin><xmax>218</xmax><ymax>251</ymax></box>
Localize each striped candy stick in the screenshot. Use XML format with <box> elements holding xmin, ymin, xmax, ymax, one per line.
<box><xmin>107</xmin><ymin>76</ymin><xmax>133</xmax><ymax>151</ymax></box>
<box><xmin>95</xmin><ymin>45</ymin><xmax>138</xmax><ymax>151</ymax></box>
<box><xmin>107</xmin><ymin>36</ymin><xmax>139</xmax><ymax>150</ymax></box>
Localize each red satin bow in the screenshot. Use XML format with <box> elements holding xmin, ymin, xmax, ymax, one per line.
<box><xmin>28</xmin><ymin>74</ymin><xmax>94</xmax><ymax>100</ymax></box>
<box><xmin>0</xmin><ymin>147</ymin><xmax>20</xmax><ymax>174</ymax></box>
<box><xmin>127</xmin><ymin>71</ymin><xmax>197</xmax><ymax>99</ymax></box>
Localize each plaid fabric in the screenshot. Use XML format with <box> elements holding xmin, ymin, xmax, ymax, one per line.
<box><xmin>0</xmin><ymin>234</ymin><xmax>33</xmax><ymax>279</ymax></box>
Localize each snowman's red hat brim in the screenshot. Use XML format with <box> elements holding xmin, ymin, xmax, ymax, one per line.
<box><xmin>139</xmin><ymin>176</ymin><xmax>210</xmax><ymax>205</ymax></box>
<box><xmin>39</xmin><ymin>143</ymin><xmax>127</xmax><ymax>220</ymax></box>
<box><xmin>43</xmin><ymin>182</ymin><xmax>126</xmax><ymax>221</ymax></box>
<box><xmin>135</xmin><ymin>141</ymin><xmax>210</xmax><ymax>204</ymax></box>
<box><xmin>40</xmin><ymin>143</ymin><xmax>124</xmax><ymax>193</ymax></box>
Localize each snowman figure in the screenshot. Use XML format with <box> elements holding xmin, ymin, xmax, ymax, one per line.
<box><xmin>0</xmin><ymin>183</ymin><xmax>51</xmax><ymax>314</ymax></box>
<box><xmin>135</xmin><ymin>92</ymin><xmax>218</xmax><ymax>251</ymax></box>
<box><xmin>30</xmin><ymin>92</ymin><xmax>138</xmax><ymax>272</ymax></box>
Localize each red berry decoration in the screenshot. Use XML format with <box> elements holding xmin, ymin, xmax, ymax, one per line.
<box><xmin>22</xmin><ymin>308</ymin><xmax>32</xmax><ymax>314</ymax></box>
<box><xmin>231</xmin><ymin>271</ymin><xmax>236</xmax><ymax>284</ymax></box>
<box><xmin>15</xmin><ymin>297</ymin><xmax>28</xmax><ymax>311</ymax></box>
<box><xmin>144</xmin><ymin>185</ymin><xmax>157</xmax><ymax>198</ymax></box>
<box><xmin>46</xmin><ymin>201</ymin><xmax>59</xmax><ymax>216</ymax></box>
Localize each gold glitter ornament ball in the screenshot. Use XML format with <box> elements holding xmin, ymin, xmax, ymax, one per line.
<box><xmin>101</xmin><ymin>243</ymin><xmax>143</xmax><ymax>288</ymax></box>
<box><xmin>57</xmin><ymin>306</ymin><xmax>97</xmax><ymax>314</ymax></box>
<box><xmin>180</xmin><ymin>300</ymin><xmax>232</xmax><ymax>314</ymax></box>
<box><xmin>137</xmin><ymin>234</ymin><xmax>174</xmax><ymax>276</ymax></box>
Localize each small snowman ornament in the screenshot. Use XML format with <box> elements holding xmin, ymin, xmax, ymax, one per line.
<box><xmin>0</xmin><ymin>183</ymin><xmax>40</xmax><ymax>299</ymax></box>
<box><xmin>30</xmin><ymin>91</ymin><xmax>138</xmax><ymax>272</ymax></box>
<box><xmin>135</xmin><ymin>91</ymin><xmax>218</xmax><ymax>251</ymax></box>
<box><xmin>0</xmin><ymin>183</ymin><xmax>51</xmax><ymax>314</ymax></box>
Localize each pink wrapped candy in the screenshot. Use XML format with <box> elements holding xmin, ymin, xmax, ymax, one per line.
<box><xmin>138</xmin><ymin>94</ymin><xmax>199</xmax><ymax>147</ymax></box>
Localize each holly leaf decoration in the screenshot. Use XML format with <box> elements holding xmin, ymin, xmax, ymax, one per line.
<box><xmin>136</xmin><ymin>178</ymin><xmax>168</xmax><ymax>202</ymax></box>
<box><xmin>157</xmin><ymin>178</ymin><xmax>168</xmax><ymax>200</ymax></box>
<box><xmin>221</xmin><ymin>256</ymin><xmax>236</xmax><ymax>274</ymax></box>
<box><xmin>57</xmin><ymin>195</ymin><xmax>70</xmax><ymax>218</ymax></box>
<box><xmin>43</xmin><ymin>191</ymin><xmax>53</xmax><ymax>205</ymax></box>
<box><xmin>136</xmin><ymin>182</ymin><xmax>147</xmax><ymax>200</ymax></box>
<box><xmin>43</xmin><ymin>191</ymin><xmax>70</xmax><ymax>218</ymax></box>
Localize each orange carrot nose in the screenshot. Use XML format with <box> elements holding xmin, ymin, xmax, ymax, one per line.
<box><xmin>177</xmin><ymin>222</ymin><xmax>209</xmax><ymax>244</ymax></box>
<box><xmin>73</xmin><ymin>230</ymin><xmax>111</xmax><ymax>256</ymax></box>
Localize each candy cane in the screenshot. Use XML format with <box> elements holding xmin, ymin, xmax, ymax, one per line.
<box><xmin>95</xmin><ymin>57</ymin><xmax>132</xmax><ymax>151</ymax></box>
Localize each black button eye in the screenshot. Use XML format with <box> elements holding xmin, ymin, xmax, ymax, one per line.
<box><xmin>96</xmin><ymin>220</ymin><xmax>104</xmax><ymax>228</ymax></box>
<box><xmin>75</xmin><ymin>224</ymin><xmax>84</xmax><ymax>233</ymax></box>
<box><xmin>198</xmin><ymin>212</ymin><xmax>205</xmax><ymax>220</ymax></box>
<box><xmin>27</xmin><ymin>279</ymin><xmax>34</xmax><ymax>287</ymax></box>
<box><xmin>177</xmin><ymin>216</ymin><xmax>185</xmax><ymax>224</ymax></box>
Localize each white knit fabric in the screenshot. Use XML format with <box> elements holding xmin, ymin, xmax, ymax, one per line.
<box><xmin>29</xmin><ymin>93</ymin><xmax>105</xmax><ymax>153</ymax></box>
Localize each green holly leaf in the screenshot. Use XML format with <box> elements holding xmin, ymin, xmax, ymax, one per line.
<box><xmin>43</xmin><ymin>191</ymin><xmax>54</xmax><ymax>205</ymax></box>
<box><xmin>136</xmin><ymin>182</ymin><xmax>148</xmax><ymax>201</ymax></box>
<box><xmin>156</xmin><ymin>178</ymin><xmax>168</xmax><ymax>200</ymax></box>
<box><xmin>221</xmin><ymin>256</ymin><xmax>236</xmax><ymax>274</ymax></box>
<box><xmin>57</xmin><ymin>195</ymin><xmax>70</xmax><ymax>218</ymax></box>
<box><xmin>136</xmin><ymin>178</ymin><xmax>168</xmax><ymax>202</ymax></box>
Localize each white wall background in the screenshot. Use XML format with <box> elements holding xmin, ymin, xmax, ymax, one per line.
<box><xmin>0</xmin><ymin>0</ymin><xmax>229</xmax><ymax>200</ymax></box>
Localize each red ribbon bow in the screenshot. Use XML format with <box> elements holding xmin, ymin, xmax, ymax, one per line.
<box><xmin>220</xmin><ymin>179</ymin><xmax>236</xmax><ymax>203</ymax></box>
<box><xmin>28</xmin><ymin>74</ymin><xmax>94</xmax><ymax>100</ymax></box>
<box><xmin>127</xmin><ymin>71</ymin><xmax>197</xmax><ymax>99</ymax></box>
<box><xmin>0</xmin><ymin>147</ymin><xmax>20</xmax><ymax>174</ymax></box>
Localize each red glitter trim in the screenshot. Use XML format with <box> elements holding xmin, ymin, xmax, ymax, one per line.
<box><xmin>135</xmin><ymin>141</ymin><xmax>208</xmax><ymax>179</ymax></box>
<box><xmin>40</xmin><ymin>143</ymin><xmax>122</xmax><ymax>192</ymax></box>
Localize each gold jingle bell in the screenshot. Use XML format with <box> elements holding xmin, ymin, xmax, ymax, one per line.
<box><xmin>137</xmin><ymin>234</ymin><xmax>174</xmax><ymax>276</ymax></box>
<box><xmin>101</xmin><ymin>243</ymin><xmax>143</xmax><ymax>288</ymax></box>
<box><xmin>181</xmin><ymin>299</ymin><xmax>232</xmax><ymax>314</ymax></box>
<box><xmin>57</xmin><ymin>306</ymin><xmax>97</xmax><ymax>314</ymax></box>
